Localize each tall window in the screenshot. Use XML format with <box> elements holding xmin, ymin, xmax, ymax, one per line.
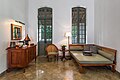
<box><xmin>38</xmin><ymin>7</ymin><xmax>52</xmax><ymax>55</ymax></box>
<box><xmin>72</xmin><ymin>7</ymin><xmax>86</xmax><ymax>44</ymax></box>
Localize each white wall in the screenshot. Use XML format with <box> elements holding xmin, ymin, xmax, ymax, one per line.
<box><xmin>0</xmin><ymin>0</ymin><xmax>27</xmax><ymax>74</ymax></box>
<box><xmin>28</xmin><ymin>0</ymin><xmax>94</xmax><ymax>48</ymax></box>
<box><xmin>94</xmin><ymin>0</ymin><xmax>120</xmax><ymax>72</ymax></box>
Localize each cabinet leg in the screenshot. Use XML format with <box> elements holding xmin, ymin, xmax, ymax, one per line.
<box><xmin>23</xmin><ymin>68</ymin><xmax>25</xmax><ymax>73</ymax></box>
<box><xmin>6</xmin><ymin>68</ymin><xmax>11</xmax><ymax>73</ymax></box>
<box><xmin>35</xmin><ymin>57</ymin><xmax>36</xmax><ymax>63</ymax></box>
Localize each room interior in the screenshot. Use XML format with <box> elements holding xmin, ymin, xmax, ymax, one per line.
<box><xmin>0</xmin><ymin>0</ymin><xmax>120</xmax><ymax>80</ymax></box>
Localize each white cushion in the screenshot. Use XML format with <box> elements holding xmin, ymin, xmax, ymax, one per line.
<box><xmin>48</xmin><ymin>52</ymin><xmax>58</xmax><ymax>55</ymax></box>
<box><xmin>71</xmin><ymin>51</ymin><xmax>113</xmax><ymax>64</ymax></box>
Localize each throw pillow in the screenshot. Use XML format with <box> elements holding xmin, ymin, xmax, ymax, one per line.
<box><xmin>90</xmin><ymin>46</ymin><xmax>98</xmax><ymax>54</ymax></box>
<box><xmin>84</xmin><ymin>45</ymin><xmax>90</xmax><ymax>51</ymax></box>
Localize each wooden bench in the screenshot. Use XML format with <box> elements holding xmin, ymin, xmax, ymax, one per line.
<box><xmin>69</xmin><ymin>44</ymin><xmax>117</xmax><ymax>73</ymax></box>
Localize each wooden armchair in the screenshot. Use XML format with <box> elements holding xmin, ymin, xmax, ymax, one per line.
<box><xmin>46</xmin><ymin>44</ymin><xmax>59</xmax><ymax>61</ymax></box>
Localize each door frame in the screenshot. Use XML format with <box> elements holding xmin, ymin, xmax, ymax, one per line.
<box><xmin>38</xmin><ymin>7</ymin><xmax>53</xmax><ymax>56</ymax></box>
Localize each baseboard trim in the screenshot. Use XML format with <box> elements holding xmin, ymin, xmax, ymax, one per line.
<box><xmin>116</xmin><ymin>71</ymin><xmax>120</xmax><ymax>78</ymax></box>
<box><xmin>0</xmin><ymin>71</ymin><xmax>6</xmax><ymax>77</ymax></box>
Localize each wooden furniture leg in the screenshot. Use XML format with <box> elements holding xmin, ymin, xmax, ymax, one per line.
<box><xmin>112</xmin><ymin>64</ymin><xmax>116</xmax><ymax>72</ymax></box>
<box><xmin>48</xmin><ymin>56</ymin><xmax>50</xmax><ymax>62</ymax></box>
<box><xmin>23</xmin><ymin>68</ymin><xmax>25</xmax><ymax>73</ymax></box>
<box><xmin>6</xmin><ymin>68</ymin><xmax>11</xmax><ymax>73</ymax></box>
<box><xmin>56</xmin><ymin>54</ymin><xmax>58</xmax><ymax>61</ymax></box>
<box><xmin>79</xmin><ymin>65</ymin><xmax>85</xmax><ymax>73</ymax></box>
<box><xmin>54</xmin><ymin>56</ymin><xmax>56</xmax><ymax>61</ymax></box>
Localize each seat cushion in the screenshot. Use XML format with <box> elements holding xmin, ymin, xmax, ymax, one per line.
<box><xmin>48</xmin><ymin>52</ymin><xmax>58</xmax><ymax>55</ymax></box>
<box><xmin>70</xmin><ymin>51</ymin><xmax>113</xmax><ymax>64</ymax></box>
<box><xmin>84</xmin><ymin>45</ymin><xmax>90</xmax><ymax>51</ymax></box>
<box><xmin>69</xmin><ymin>46</ymin><xmax>83</xmax><ymax>51</ymax></box>
<box><xmin>70</xmin><ymin>51</ymin><xmax>83</xmax><ymax>54</ymax></box>
<box><xmin>90</xmin><ymin>46</ymin><xmax>98</xmax><ymax>54</ymax></box>
<box><xmin>98</xmin><ymin>50</ymin><xmax>114</xmax><ymax>61</ymax></box>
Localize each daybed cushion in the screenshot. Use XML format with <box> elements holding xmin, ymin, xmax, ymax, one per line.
<box><xmin>69</xmin><ymin>46</ymin><xmax>83</xmax><ymax>51</ymax></box>
<box><xmin>84</xmin><ymin>45</ymin><xmax>98</xmax><ymax>54</ymax></box>
<box><xmin>70</xmin><ymin>51</ymin><xmax>113</xmax><ymax>64</ymax></box>
<box><xmin>84</xmin><ymin>45</ymin><xmax>90</xmax><ymax>51</ymax></box>
<box><xmin>90</xmin><ymin>46</ymin><xmax>98</xmax><ymax>54</ymax></box>
<box><xmin>98</xmin><ymin>50</ymin><xmax>114</xmax><ymax>61</ymax></box>
<box><xmin>70</xmin><ymin>51</ymin><xmax>83</xmax><ymax>54</ymax></box>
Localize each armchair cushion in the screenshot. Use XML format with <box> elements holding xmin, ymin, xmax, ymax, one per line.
<box><xmin>48</xmin><ymin>52</ymin><xmax>58</xmax><ymax>55</ymax></box>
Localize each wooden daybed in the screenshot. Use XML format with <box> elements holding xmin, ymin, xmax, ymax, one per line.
<box><xmin>69</xmin><ymin>44</ymin><xmax>117</xmax><ymax>73</ymax></box>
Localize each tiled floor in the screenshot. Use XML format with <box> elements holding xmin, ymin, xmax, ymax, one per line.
<box><xmin>0</xmin><ymin>56</ymin><xmax>120</xmax><ymax>80</ymax></box>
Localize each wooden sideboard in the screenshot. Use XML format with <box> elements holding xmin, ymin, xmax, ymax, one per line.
<box><xmin>6</xmin><ymin>45</ymin><xmax>36</xmax><ymax>72</ymax></box>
